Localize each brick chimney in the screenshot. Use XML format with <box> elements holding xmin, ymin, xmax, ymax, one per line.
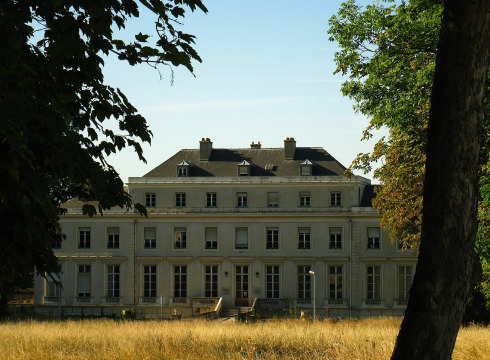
<box><xmin>250</xmin><ymin>141</ymin><xmax>262</xmax><ymax>149</ymax></box>
<box><xmin>284</xmin><ymin>137</ymin><xmax>296</xmax><ymax>160</ymax></box>
<box><xmin>199</xmin><ymin>138</ymin><xmax>213</xmax><ymax>161</ymax></box>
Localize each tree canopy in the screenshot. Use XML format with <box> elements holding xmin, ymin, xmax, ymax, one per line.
<box><xmin>0</xmin><ymin>0</ymin><xmax>207</xmax><ymax>316</ymax></box>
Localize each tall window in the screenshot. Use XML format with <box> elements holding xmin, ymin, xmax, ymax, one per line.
<box><xmin>267</xmin><ymin>192</ymin><xmax>279</xmax><ymax>207</ymax></box>
<box><xmin>77</xmin><ymin>265</ymin><xmax>91</xmax><ymax>299</ymax></box>
<box><xmin>79</xmin><ymin>227</ymin><xmax>90</xmax><ymax>249</ymax></box>
<box><xmin>46</xmin><ymin>273</ymin><xmax>61</xmax><ymax>299</ymax></box>
<box><xmin>206</xmin><ymin>192</ymin><xmax>217</xmax><ymax>207</ymax></box>
<box><xmin>299</xmin><ymin>192</ymin><xmax>310</xmax><ymax>207</ymax></box>
<box><xmin>174</xmin><ymin>228</ymin><xmax>187</xmax><ymax>249</ymax></box>
<box><xmin>298</xmin><ymin>228</ymin><xmax>311</xmax><ymax>249</ymax></box>
<box><xmin>145</xmin><ymin>193</ymin><xmax>156</xmax><ymax>207</ymax></box>
<box><xmin>398</xmin><ymin>266</ymin><xmax>413</xmax><ymax>301</ymax></box>
<box><xmin>235</xmin><ymin>227</ymin><xmax>248</xmax><ymax>250</ymax></box>
<box><xmin>107</xmin><ymin>227</ymin><xmax>120</xmax><ymax>249</ymax></box>
<box><xmin>205</xmin><ymin>227</ymin><xmax>218</xmax><ymax>250</ymax></box>
<box><xmin>266</xmin><ymin>265</ymin><xmax>280</xmax><ymax>298</ymax></box>
<box><xmin>237</xmin><ymin>192</ymin><xmax>248</xmax><ymax>207</ymax></box>
<box><xmin>367</xmin><ymin>227</ymin><xmax>381</xmax><ymax>249</ymax></box>
<box><xmin>107</xmin><ymin>265</ymin><xmax>120</xmax><ymax>298</ymax></box>
<box><xmin>329</xmin><ymin>266</ymin><xmax>343</xmax><ymax>300</ymax></box>
<box><xmin>174</xmin><ymin>265</ymin><xmax>187</xmax><ymax>298</ymax></box>
<box><xmin>266</xmin><ymin>228</ymin><xmax>279</xmax><ymax>249</ymax></box>
<box><xmin>367</xmin><ymin>266</ymin><xmax>381</xmax><ymax>301</ymax></box>
<box><xmin>176</xmin><ymin>193</ymin><xmax>186</xmax><ymax>207</ymax></box>
<box><xmin>329</xmin><ymin>227</ymin><xmax>342</xmax><ymax>249</ymax></box>
<box><xmin>205</xmin><ymin>265</ymin><xmax>218</xmax><ymax>297</ymax></box>
<box><xmin>297</xmin><ymin>265</ymin><xmax>311</xmax><ymax>301</ymax></box>
<box><xmin>144</xmin><ymin>227</ymin><xmax>156</xmax><ymax>249</ymax></box>
<box><xmin>143</xmin><ymin>265</ymin><xmax>157</xmax><ymax>298</ymax></box>
<box><xmin>330</xmin><ymin>191</ymin><xmax>342</xmax><ymax>206</ymax></box>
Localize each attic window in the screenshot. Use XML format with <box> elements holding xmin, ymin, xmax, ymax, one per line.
<box><xmin>265</xmin><ymin>164</ymin><xmax>276</xmax><ymax>171</ymax></box>
<box><xmin>177</xmin><ymin>160</ymin><xmax>191</xmax><ymax>177</ymax></box>
<box><xmin>237</xmin><ymin>160</ymin><xmax>252</xmax><ymax>176</ymax></box>
<box><xmin>300</xmin><ymin>159</ymin><xmax>314</xmax><ymax>176</ymax></box>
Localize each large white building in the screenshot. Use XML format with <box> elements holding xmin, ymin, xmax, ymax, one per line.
<box><xmin>34</xmin><ymin>138</ymin><xmax>417</xmax><ymax>318</ymax></box>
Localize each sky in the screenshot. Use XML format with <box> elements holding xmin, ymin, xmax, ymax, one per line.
<box><xmin>103</xmin><ymin>0</ymin><xmax>387</xmax><ymax>183</ymax></box>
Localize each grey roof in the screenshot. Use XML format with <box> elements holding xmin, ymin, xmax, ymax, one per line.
<box><xmin>144</xmin><ymin>147</ymin><xmax>346</xmax><ymax>177</ymax></box>
<box><xmin>360</xmin><ymin>185</ymin><xmax>378</xmax><ymax>207</ymax></box>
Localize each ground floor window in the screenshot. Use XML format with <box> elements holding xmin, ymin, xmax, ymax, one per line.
<box><xmin>205</xmin><ymin>265</ymin><xmax>218</xmax><ymax>297</ymax></box>
<box><xmin>367</xmin><ymin>266</ymin><xmax>381</xmax><ymax>300</ymax></box>
<box><xmin>329</xmin><ymin>266</ymin><xmax>343</xmax><ymax>300</ymax></box>
<box><xmin>266</xmin><ymin>265</ymin><xmax>280</xmax><ymax>298</ymax></box>
<box><xmin>297</xmin><ymin>265</ymin><xmax>311</xmax><ymax>301</ymax></box>
<box><xmin>143</xmin><ymin>265</ymin><xmax>157</xmax><ymax>298</ymax></box>
<box><xmin>107</xmin><ymin>265</ymin><xmax>120</xmax><ymax>298</ymax></box>
<box><xmin>174</xmin><ymin>265</ymin><xmax>187</xmax><ymax>298</ymax></box>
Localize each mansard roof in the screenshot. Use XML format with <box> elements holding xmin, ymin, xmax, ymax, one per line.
<box><xmin>144</xmin><ymin>146</ymin><xmax>346</xmax><ymax>177</ymax></box>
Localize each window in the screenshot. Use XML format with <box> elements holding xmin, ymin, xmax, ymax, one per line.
<box><xmin>237</xmin><ymin>192</ymin><xmax>248</xmax><ymax>207</ymax></box>
<box><xmin>143</xmin><ymin>265</ymin><xmax>157</xmax><ymax>298</ymax></box>
<box><xmin>79</xmin><ymin>227</ymin><xmax>90</xmax><ymax>249</ymax></box>
<box><xmin>299</xmin><ymin>192</ymin><xmax>310</xmax><ymax>207</ymax></box>
<box><xmin>107</xmin><ymin>265</ymin><xmax>120</xmax><ymax>298</ymax></box>
<box><xmin>266</xmin><ymin>228</ymin><xmax>279</xmax><ymax>249</ymax></box>
<box><xmin>238</xmin><ymin>166</ymin><xmax>249</xmax><ymax>176</ymax></box>
<box><xmin>145</xmin><ymin>193</ymin><xmax>156</xmax><ymax>207</ymax></box>
<box><xmin>205</xmin><ymin>265</ymin><xmax>218</xmax><ymax>297</ymax></box>
<box><xmin>174</xmin><ymin>228</ymin><xmax>187</xmax><ymax>249</ymax></box>
<box><xmin>205</xmin><ymin>227</ymin><xmax>218</xmax><ymax>250</ymax></box>
<box><xmin>77</xmin><ymin>265</ymin><xmax>91</xmax><ymax>299</ymax></box>
<box><xmin>144</xmin><ymin>227</ymin><xmax>156</xmax><ymax>249</ymax></box>
<box><xmin>46</xmin><ymin>273</ymin><xmax>61</xmax><ymax>298</ymax></box>
<box><xmin>206</xmin><ymin>192</ymin><xmax>217</xmax><ymax>207</ymax></box>
<box><xmin>176</xmin><ymin>192</ymin><xmax>186</xmax><ymax>207</ymax></box>
<box><xmin>235</xmin><ymin>227</ymin><xmax>248</xmax><ymax>250</ymax></box>
<box><xmin>329</xmin><ymin>227</ymin><xmax>342</xmax><ymax>249</ymax></box>
<box><xmin>329</xmin><ymin>266</ymin><xmax>343</xmax><ymax>300</ymax></box>
<box><xmin>177</xmin><ymin>166</ymin><xmax>188</xmax><ymax>177</ymax></box>
<box><xmin>267</xmin><ymin>192</ymin><xmax>279</xmax><ymax>207</ymax></box>
<box><xmin>298</xmin><ymin>228</ymin><xmax>311</xmax><ymax>249</ymax></box>
<box><xmin>398</xmin><ymin>266</ymin><xmax>413</xmax><ymax>301</ymax></box>
<box><xmin>367</xmin><ymin>227</ymin><xmax>381</xmax><ymax>249</ymax></box>
<box><xmin>367</xmin><ymin>266</ymin><xmax>381</xmax><ymax>301</ymax></box>
<box><xmin>107</xmin><ymin>227</ymin><xmax>119</xmax><ymax>249</ymax></box>
<box><xmin>300</xmin><ymin>165</ymin><xmax>312</xmax><ymax>176</ymax></box>
<box><xmin>297</xmin><ymin>265</ymin><xmax>311</xmax><ymax>301</ymax></box>
<box><xmin>174</xmin><ymin>265</ymin><xmax>187</xmax><ymax>298</ymax></box>
<box><xmin>331</xmin><ymin>191</ymin><xmax>342</xmax><ymax>206</ymax></box>
<box><xmin>266</xmin><ymin>265</ymin><xmax>280</xmax><ymax>298</ymax></box>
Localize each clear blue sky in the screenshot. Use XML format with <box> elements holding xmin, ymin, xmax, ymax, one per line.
<box><xmin>103</xmin><ymin>0</ymin><xmax>386</xmax><ymax>182</ymax></box>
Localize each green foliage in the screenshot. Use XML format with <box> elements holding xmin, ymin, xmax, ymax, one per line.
<box><xmin>0</xmin><ymin>0</ymin><xmax>207</xmax><ymax>316</ymax></box>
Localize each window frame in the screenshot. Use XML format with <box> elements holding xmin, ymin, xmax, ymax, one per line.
<box><xmin>145</xmin><ymin>193</ymin><xmax>156</xmax><ymax>207</ymax></box>
<box><xmin>366</xmin><ymin>266</ymin><xmax>382</xmax><ymax>300</ymax></box>
<box><xmin>237</xmin><ymin>192</ymin><xmax>248</xmax><ymax>207</ymax></box>
<box><xmin>174</xmin><ymin>227</ymin><xmax>187</xmax><ymax>249</ymax></box>
<box><xmin>329</xmin><ymin>227</ymin><xmax>343</xmax><ymax>250</ymax></box>
<box><xmin>329</xmin><ymin>265</ymin><xmax>343</xmax><ymax>300</ymax></box>
<box><xmin>266</xmin><ymin>265</ymin><xmax>280</xmax><ymax>298</ymax></box>
<box><xmin>144</xmin><ymin>227</ymin><xmax>157</xmax><ymax>250</ymax></box>
<box><xmin>298</xmin><ymin>227</ymin><xmax>311</xmax><ymax>250</ymax></box>
<box><xmin>367</xmin><ymin>227</ymin><xmax>381</xmax><ymax>250</ymax></box>
<box><xmin>107</xmin><ymin>227</ymin><xmax>120</xmax><ymax>249</ymax></box>
<box><xmin>175</xmin><ymin>192</ymin><xmax>186</xmax><ymax>207</ymax></box>
<box><xmin>206</xmin><ymin>192</ymin><xmax>217</xmax><ymax>207</ymax></box>
<box><xmin>78</xmin><ymin>227</ymin><xmax>91</xmax><ymax>249</ymax></box>
<box><xmin>174</xmin><ymin>265</ymin><xmax>187</xmax><ymax>298</ymax></box>
<box><xmin>205</xmin><ymin>227</ymin><xmax>218</xmax><ymax>250</ymax></box>
<box><xmin>143</xmin><ymin>265</ymin><xmax>157</xmax><ymax>298</ymax></box>
<box><xmin>330</xmin><ymin>191</ymin><xmax>342</xmax><ymax>207</ymax></box>
<box><xmin>266</xmin><ymin>228</ymin><xmax>279</xmax><ymax>250</ymax></box>
<box><xmin>107</xmin><ymin>264</ymin><xmax>120</xmax><ymax>298</ymax></box>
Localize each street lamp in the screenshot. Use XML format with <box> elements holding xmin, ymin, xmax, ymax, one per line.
<box><xmin>309</xmin><ymin>270</ymin><xmax>316</xmax><ymax>322</ymax></box>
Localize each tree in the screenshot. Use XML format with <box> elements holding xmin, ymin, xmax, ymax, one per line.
<box><xmin>0</xmin><ymin>0</ymin><xmax>207</xmax><ymax>317</ymax></box>
<box><xmin>391</xmin><ymin>1</ymin><xmax>489</xmax><ymax>358</ymax></box>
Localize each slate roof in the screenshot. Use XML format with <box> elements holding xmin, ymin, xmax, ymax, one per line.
<box><xmin>360</xmin><ymin>185</ymin><xmax>378</xmax><ymax>207</ymax></box>
<box><xmin>144</xmin><ymin>147</ymin><xmax>347</xmax><ymax>177</ymax></box>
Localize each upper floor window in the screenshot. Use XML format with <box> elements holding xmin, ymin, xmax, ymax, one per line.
<box><xmin>176</xmin><ymin>192</ymin><xmax>186</xmax><ymax>207</ymax></box>
<box><xmin>235</xmin><ymin>227</ymin><xmax>248</xmax><ymax>250</ymax></box>
<box><xmin>329</xmin><ymin>227</ymin><xmax>342</xmax><ymax>249</ymax></box>
<box><xmin>176</xmin><ymin>160</ymin><xmax>190</xmax><ymax>177</ymax></box>
<box><xmin>207</xmin><ymin>192</ymin><xmax>217</xmax><ymax>207</ymax></box>
<box><xmin>331</xmin><ymin>191</ymin><xmax>342</xmax><ymax>206</ymax></box>
<box><xmin>266</xmin><ymin>228</ymin><xmax>279</xmax><ymax>249</ymax></box>
<box><xmin>299</xmin><ymin>192</ymin><xmax>310</xmax><ymax>207</ymax></box>
<box><xmin>237</xmin><ymin>160</ymin><xmax>252</xmax><ymax>176</ymax></box>
<box><xmin>146</xmin><ymin>193</ymin><xmax>156</xmax><ymax>207</ymax></box>
<box><xmin>367</xmin><ymin>227</ymin><xmax>381</xmax><ymax>249</ymax></box>
<box><xmin>79</xmin><ymin>227</ymin><xmax>91</xmax><ymax>249</ymax></box>
<box><xmin>300</xmin><ymin>159</ymin><xmax>314</xmax><ymax>176</ymax></box>
<box><xmin>298</xmin><ymin>228</ymin><xmax>311</xmax><ymax>250</ymax></box>
<box><xmin>267</xmin><ymin>192</ymin><xmax>279</xmax><ymax>207</ymax></box>
<box><xmin>174</xmin><ymin>228</ymin><xmax>187</xmax><ymax>249</ymax></box>
<box><xmin>205</xmin><ymin>227</ymin><xmax>218</xmax><ymax>250</ymax></box>
<box><xmin>107</xmin><ymin>227</ymin><xmax>120</xmax><ymax>249</ymax></box>
<box><xmin>144</xmin><ymin>227</ymin><xmax>156</xmax><ymax>249</ymax></box>
<box><xmin>237</xmin><ymin>192</ymin><xmax>248</xmax><ymax>207</ymax></box>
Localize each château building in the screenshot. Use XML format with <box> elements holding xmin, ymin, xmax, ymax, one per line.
<box><xmin>34</xmin><ymin>138</ymin><xmax>417</xmax><ymax>318</ymax></box>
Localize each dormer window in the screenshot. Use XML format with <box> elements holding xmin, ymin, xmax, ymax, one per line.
<box><xmin>237</xmin><ymin>160</ymin><xmax>252</xmax><ymax>176</ymax></box>
<box><xmin>300</xmin><ymin>159</ymin><xmax>314</xmax><ymax>176</ymax></box>
<box><xmin>176</xmin><ymin>160</ymin><xmax>191</xmax><ymax>177</ymax></box>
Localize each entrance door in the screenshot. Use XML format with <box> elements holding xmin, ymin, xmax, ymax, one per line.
<box><xmin>235</xmin><ymin>265</ymin><xmax>249</xmax><ymax>306</ymax></box>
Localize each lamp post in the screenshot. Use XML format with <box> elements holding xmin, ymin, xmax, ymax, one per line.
<box><xmin>309</xmin><ymin>270</ymin><xmax>316</xmax><ymax>322</ymax></box>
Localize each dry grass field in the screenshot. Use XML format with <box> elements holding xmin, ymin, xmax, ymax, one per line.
<box><xmin>0</xmin><ymin>318</ymin><xmax>488</xmax><ymax>360</ymax></box>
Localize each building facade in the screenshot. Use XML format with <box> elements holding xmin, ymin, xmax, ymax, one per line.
<box><xmin>34</xmin><ymin>138</ymin><xmax>417</xmax><ymax>318</ymax></box>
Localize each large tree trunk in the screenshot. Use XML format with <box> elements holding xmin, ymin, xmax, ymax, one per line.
<box><xmin>391</xmin><ymin>1</ymin><xmax>489</xmax><ymax>360</ymax></box>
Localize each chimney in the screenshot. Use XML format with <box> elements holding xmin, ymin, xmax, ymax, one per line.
<box><xmin>250</xmin><ymin>141</ymin><xmax>262</xmax><ymax>149</ymax></box>
<box><xmin>199</xmin><ymin>138</ymin><xmax>213</xmax><ymax>161</ymax></box>
<box><xmin>284</xmin><ymin>137</ymin><xmax>296</xmax><ymax>160</ymax></box>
